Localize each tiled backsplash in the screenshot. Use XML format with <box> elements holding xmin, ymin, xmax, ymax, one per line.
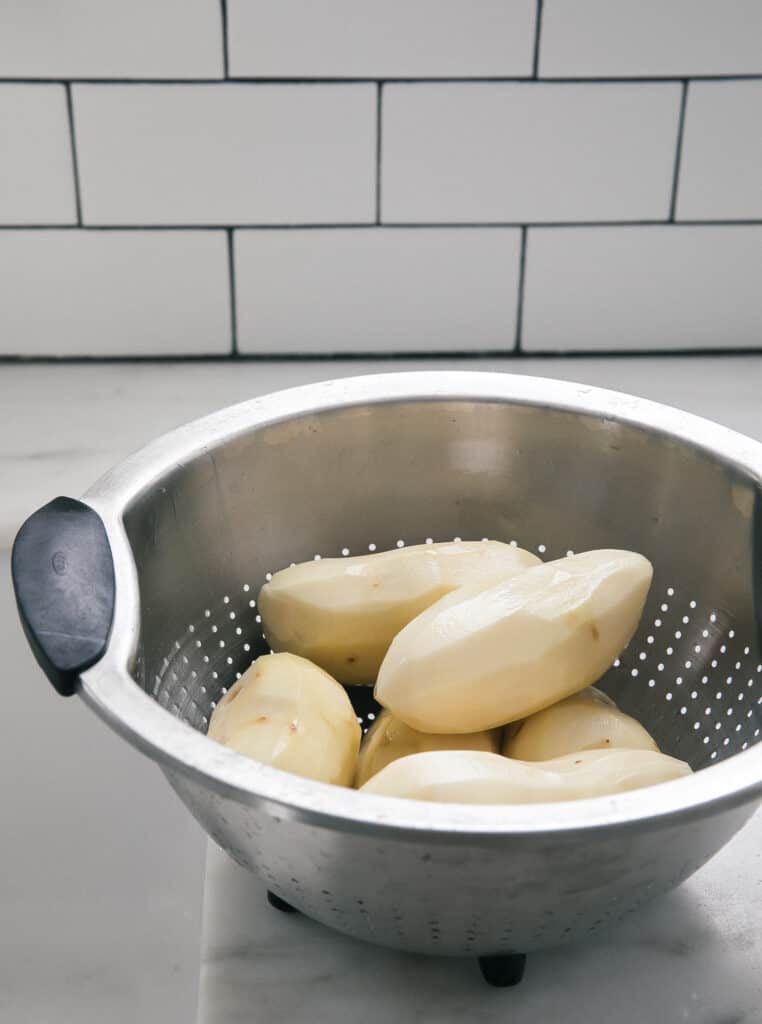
<box><xmin>1</xmin><ymin>0</ymin><xmax>761</xmax><ymax>357</ymax></box>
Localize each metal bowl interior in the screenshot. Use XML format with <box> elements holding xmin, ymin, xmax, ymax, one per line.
<box><xmin>76</xmin><ymin>372</ymin><xmax>762</xmax><ymax>953</ymax></box>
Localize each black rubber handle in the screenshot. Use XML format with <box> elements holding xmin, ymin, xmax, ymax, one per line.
<box><xmin>11</xmin><ymin>497</ymin><xmax>116</xmax><ymax>696</ymax></box>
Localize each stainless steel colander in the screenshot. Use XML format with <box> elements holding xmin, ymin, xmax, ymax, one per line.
<box><xmin>12</xmin><ymin>372</ymin><xmax>762</xmax><ymax>961</ymax></box>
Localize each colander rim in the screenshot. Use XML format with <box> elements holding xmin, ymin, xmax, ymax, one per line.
<box><xmin>79</xmin><ymin>371</ymin><xmax>762</xmax><ymax>838</ymax></box>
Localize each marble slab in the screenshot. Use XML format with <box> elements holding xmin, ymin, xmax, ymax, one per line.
<box><xmin>198</xmin><ymin>810</ymin><xmax>762</xmax><ymax>1024</ymax></box>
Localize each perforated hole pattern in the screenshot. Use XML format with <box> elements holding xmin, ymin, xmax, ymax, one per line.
<box><xmin>149</xmin><ymin>536</ymin><xmax>762</xmax><ymax>771</ymax></box>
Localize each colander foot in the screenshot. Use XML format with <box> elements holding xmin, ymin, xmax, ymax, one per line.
<box><xmin>267</xmin><ymin>890</ymin><xmax>298</xmax><ymax>914</ymax></box>
<box><xmin>478</xmin><ymin>953</ymin><xmax>526</xmax><ymax>987</ymax></box>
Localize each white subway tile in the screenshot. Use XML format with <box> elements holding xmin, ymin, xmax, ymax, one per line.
<box><xmin>0</xmin><ymin>85</ymin><xmax>76</xmax><ymax>224</ymax></box>
<box><xmin>522</xmin><ymin>226</ymin><xmax>762</xmax><ymax>352</ymax></box>
<box><xmin>540</xmin><ymin>0</ymin><xmax>762</xmax><ymax>78</ymax></box>
<box><xmin>235</xmin><ymin>228</ymin><xmax>520</xmax><ymax>353</ymax></box>
<box><xmin>73</xmin><ymin>85</ymin><xmax>376</xmax><ymax>225</ymax></box>
<box><xmin>228</xmin><ymin>0</ymin><xmax>536</xmax><ymax>78</ymax></box>
<box><xmin>382</xmin><ymin>83</ymin><xmax>681</xmax><ymax>223</ymax></box>
<box><xmin>677</xmin><ymin>82</ymin><xmax>762</xmax><ymax>221</ymax></box>
<box><xmin>0</xmin><ymin>0</ymin><xmax>222</xmax><ymax>79</ymax></box>
<box><xmin>0</xmin><ymin>231</ymin><xmax>230</xmax><ymax>356</ymax></box>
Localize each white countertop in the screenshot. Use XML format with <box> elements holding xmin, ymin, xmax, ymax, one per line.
<box><xmin>198</xmin><ymin>816</ymin><xmax>762</xmax><ymax>1024</ymax></box>
<box><xmin>2</xmin><ymin>355</ymin><xmax>761</xmax><ymax>1024</ymax></box>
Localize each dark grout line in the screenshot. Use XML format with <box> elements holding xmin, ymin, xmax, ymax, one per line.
<box><xmin>4</xmin><ymin>74</ymin><xmax>762</xmax><ymax>84</ymax></box>
<box><xmin>514</xmin><ymin>227</ymin><xmax>528</xmax><ymax>352</ymax></box>
<box><xmin>226</xmin><ymin>229</ymin><xmax>238</xmax><ymax>355</ymax></box>
<box><xmin>64</xmin><ymin>83</ymin><xmax>83</xmax><ymax>225</ymax></box>
<box><xmin>531</xmin><ymin>0</ymin><xmax>545</xmax><ymax>79</ymax></box>
<box><xmin>1</xmin><ymin>348</ymin><xmax>761</xmax><ymax>367</ymax></box>
<box><xmin>0</xmin><ymin>223</ymin><xmax>375</xmax><ymax>231</ymax></box>
<box><xmin>375</xmin><ymin>83</ymin><xmax>383</xmax><ymax>224</ymax></box>
<box><xmin>2</xmin><ymin>220</ymin><xmax>762</xmax><ymax>231</ymax></box>
<box><xmin>219</xmin><ymin>0</ymin><xmax>230</xmax><ymax>78</ymax></box>
<box><xmin>669</xmin><ymin>81</ymin><xmax>689</xmax><ymax>222</ymax></box>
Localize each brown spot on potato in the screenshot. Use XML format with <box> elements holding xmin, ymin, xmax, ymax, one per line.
<box><xmin>591</xmin><ymin>624</ymin><xmax>600</xmax><ymax>641</ymax></box>
<box><xmin>255</xmin><ymin>715</ymin><xmax>269</xmax><ymax>723</ymax></box>
<box><xmin>347</xmin><ymin>656</ymin><xmax>356</xmax><ymax>664</ymax></box>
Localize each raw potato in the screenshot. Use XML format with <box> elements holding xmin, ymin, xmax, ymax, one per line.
<box><xmin>504</xmin><ymin>687</ymin><xmax>659</xmax><ymax>761</ymax></box>
<box><xmin>354</xmin><ymin>709</ymin><xmax>500</xmax><ymax>787</ymax></box>
<box><xmin>207</xmin><ymin>653</ymin><xmax>360</xmax><ymax>786</ymax></box>
<box><xmin>360</xmin><ymin>748</ymin><xmax>691</xmax><ymax>804</ymax></box>
<box><xmin>375</xmin><ymin>549</ymin><xmax>653</xmax><ymax>734</ymax></box>
<box><xmin>258</xmin><ymin>541</ymin><xmax>541</xmax><ymax>686</ymax></box>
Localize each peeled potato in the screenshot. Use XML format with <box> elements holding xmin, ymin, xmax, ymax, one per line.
<box><xmin>504</xmin><ymin>687</ymin><xmax>659</xmax><ymax>760</ymax></box>
<box><xmin>207</xmin><ymin>653</ymin><xmax>360</xmax><ymax>786</ymax></box>
<box><xmin>354</xmin><ymin>709</ymin><xmax>500</xmax><ymax>787</ymax></box>
<box><xmin>375</xmin><ymin>549</ymin><xmax>653</xmax><ymax>733</ymax></box>
<box><xmin>258</xmin><ymin>540</ymin><xmax>540</xmax><ymax>686</ymax></box>
<box><xmin>360</xmin><ymin>748</ymin><xmax>691</xmax><ymax>804</ymax></box>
